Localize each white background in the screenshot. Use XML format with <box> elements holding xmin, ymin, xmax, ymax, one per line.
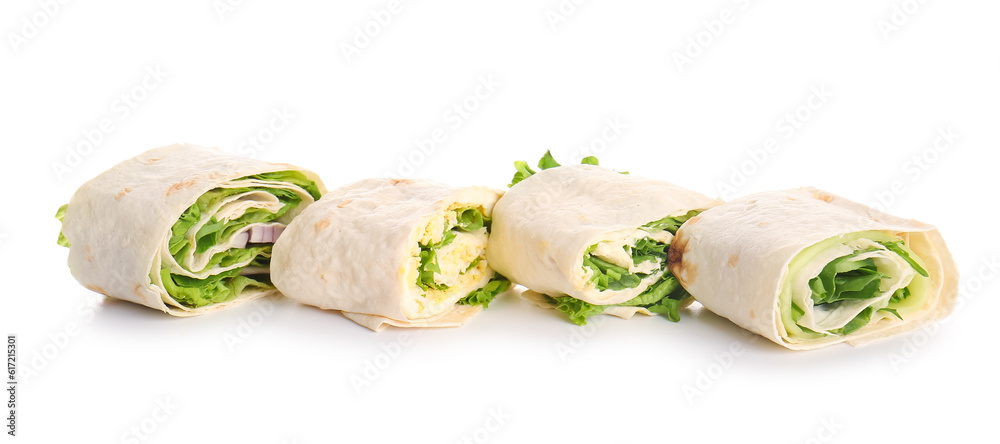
<box><xmin>2</xmin><ymin>1</ymin><xmax>998</xmax><ymax>443</ymax></box>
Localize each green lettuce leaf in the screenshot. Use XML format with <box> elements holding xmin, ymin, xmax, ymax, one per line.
<box><xmin>159</xmin><ymin>268</ymin><xmax>270</xmax><ymax>308</ymax></box>
<box><xmin>809</xmin><ymin>257</ymin><xmax>887</xmax><ymax>305</ymax></box>
<box><xmin>170</xmin><ymin>186</ymin><xmax>305</xmax><ymax>259</ymax></box>
<box><xmin>583</xmin><ymin>255</ymin><xmax>640</xmax><ymax>291</ymax></box>
<box><xmin>880</xmin><ymin>241</ymin><xmax>929</xmax><ymax>278</ymax></box>
<box><xmin>457</xmin><ymin>275</ymin><xmax>511</xmax><ymax>308</ymax></box>
<box><xmin>455</xmin><ymin>207</ymin><xmax>491</xmax><ymax>232</ymax></box>
<box><xmin>549</xmin><ymin>296</ymin><xmax>609</xmax><ymax>326</ymax></box>
<box><xmin>798</xmin><ymin>237</ymin><xmax>931</xmax><ymax>337</ymax></box>
<box><xmin>833</xmin><ymin>306</ymin><xmax>873</xmax><ymax>335</ymax></box>
<box><xmin>643</xmin><ymin>210</ymin><xmax>701</xmax><ymax>235</ymax></box>
<box><xmin>582</xmin><ymin>219</ymin><xmax>676</xmax><ymax>292</ymax></box>
<box><xmin>56</xmin><ymin>204</ymin><xmax>70</xmax><ymax>247</ymax></box>
<box><xmin>880</xmin><ymin>307</ymin><xmax>902</xmax><ymax>320</ymax></box>
<box><xmin>537</xmin><ymin>151</ymin><xmax>562</xmax><ymax>170</ymax></box>
<box><xmin>548</xmin><ymin>276</ymin><xmax>689</xmax><ymax>326</ymax></box>
<box><xmin>508</xmin><ymin>151</ymin><xmax>600</xmax><ymax>187</ymax></box>
<box><xmin>559</xmin><ymin>212</ymin><xmax>696</xmax><ymax>325</ymax></box>
<box><xmin>163</xmin><ymin>172</ymin><xmax>319</xmax><ymax>307</ymax></box>
<box><xmin>247</xmin><ymin>171</ymin><xmax>323</xmax><ymax>200</ymax></box>
<box><xmin>416</xmin><ymin>231</ymin><xmax>457</xmax><ymax>292</ymax></box>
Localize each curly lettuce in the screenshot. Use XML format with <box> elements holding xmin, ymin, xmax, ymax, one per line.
<box><xmin>56</xmin><ymin>171</ymin><xmax>322</xmax><ymax>309</ymax></box>
<box><xmin>458</xmin><ymin>276</ymin><xmax>511</xmax><ymax>309</ymax></box>
<box><xmin>551</xmin><ymin>214</ymin><xmax>699</xmax><ymax>326</ymax></box>
<box><xmin>414</xmin><ymin>206</ymin><xmax>508</xmax><ymax>309</ymax></box>
<box><xmin>549</xmin><ymin>276</ymin><xmax>688</xmax><ymax>325</ymax></box>
<box><xmin>508</xmin><ymin>151</ymin><xmax>600</xmax><ymax>187</ymax></box>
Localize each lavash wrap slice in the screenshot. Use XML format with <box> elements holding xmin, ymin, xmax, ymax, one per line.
<box><xmin>669</xmin><ymin>187</ymin><xmax>958</xmax><ymax>350</ymax></box>
<box><xmin>58</xmin><ymin>143</ymin><xmax>326</xmax><ymax>316</ymax></box>
<box><xmin>271</xmin><ymin>178</ymin><xmax>505</xmax><ymax>332</ymax></box>
<box><xmin>487</xmin><ymin>164</ymin><xmax>720</xmax><ymax>322</ymax></box>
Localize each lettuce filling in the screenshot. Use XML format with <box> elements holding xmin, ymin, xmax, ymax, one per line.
<box><xmin>413</xmin><ymin>206</ymin><xmax>507</xmax><ymax>311</ymax></box>
<box><xmin>56</xmin><ymin>171</ymin><xmax>321</xmax><ymax>309</ymax></box>
<box><xmin>552</xmin><ymin>213</ymin><xmax>698</xmax><ymax>326</ymax></box>
<box><xmin>548</xmin><ymin>276</ymin><xmax>689</xmax><ymax>325</ymax></box>
<box><xmin>784</xmin><ymin>231</ymin><xmax>930</xmax><ymax>338</ymax></box>
<box><xmin>458</xmin><ymin>276</ymin><xmax>511</xmax><ymax>309</ymax></box>
<box><xmin>161</xmin><ymin>171</ymin><xmax>320</xmax><ymax>308</ymax></box>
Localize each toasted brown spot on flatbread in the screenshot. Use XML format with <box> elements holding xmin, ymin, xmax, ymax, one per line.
<box><xmin>337</xmin><ymin>199</ymin><xmax>353</xmax><ymax>208</ymax></box>
<box><xmin>668</xmin><ymin>234</ymin><xmax>695</xmax><ymax>286</ymax></box>
<box><xmin>166</xmin><ymin>179</ymin><xmax>198</xmax><ymax>196</ymax></box>
<box><xmin>84</xmin><ymin>244</ymin><xmax>94</xmax><ymax>263</ymax></box>
<box><xmin>758</xmin><ymin>221</ymin><xmax>769</xmax><ymax>228</ymax></box>
<box><xmin>320</xmin><ymin>274</ymin><xmax>328</xmax><ymax>283</ymax></box>
<box><xmin>134</xmin><ymin>284</ymin><xmax>145</xmax><ymax>298</ymax></box>
<box><xmin>389</xmin><ymin>179</ymin><xmax>413</xmax><ymax>186</ymax></box>
<box><xmin>85</xmin><ymin>284</ymin><xmax>109</xmax><ymax>296</ymax></box>
<box><xmin>315</xmin><ymin>219</ymin><xmax>330</xmax><ymax>231</ymax></box>
<box><xmin>668</xmin><ymin>237</ymin><xmax>686</xmax><ymax>270</ymax></box>
<box><xmin>750</xmin><ymin>310</ymin><xmax>756</xmax><ymax>320</ymax></box>
<box><xmin>813</xmin><ymin>192</ymin><xmax>834</xmax><ymax>203</ymax></box>
<box><xmin>115</xmin><ymin>187</ymin><xmax>133</xmax><ymax>201</ymax></box>
<box><xmin>728</xmin><ymin>253</ymin><xmax>739</xmax><ymax>268</ymax></box>
<box><xmin>141</xmin><ymin>157</ymin><xmax>163</xmax><ymax>164</ymax></box>
<box><xmin>680</xmin><ymin>263</ymin><xmax>697</xmax><ymax>287</ymax></box>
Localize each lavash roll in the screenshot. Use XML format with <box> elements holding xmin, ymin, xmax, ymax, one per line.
<box><xmin>57</xmin><ymin>143</ymin><xmax>326</xmax><ymax>316</ymax></box>
<box><xmin>271</xmin><ymin>178</ymin><xmax>505</xmax><ymax>331</ymax></box>
<box><xmin>487</xmin><ymin>164</ymin><xmax>719</xmax><ymax>320</ymax></box>
<box><xmin>669</xmin><ymin>187</ymin><xmax>958</xmax><ymax>350</ymax></box>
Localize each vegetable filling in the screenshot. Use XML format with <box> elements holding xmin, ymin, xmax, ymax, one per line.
<box><xmin>410</xmin><ymin>206</ymin><xmax>509</xmax><ymax>317</ymax></box>
<box><xmin>782</xmin><ymin>231</ymin><xmax>931</xmax><ymax>339</ymax></box>
<box><xmin>548</xmin><ymin>211</ymin><xmax>699</xmax><ymax>325</ymax></box>
<box><xmin>57</xmin><ymin>171</ymin><xmax>322</xmax><ymax>309</ymax></box>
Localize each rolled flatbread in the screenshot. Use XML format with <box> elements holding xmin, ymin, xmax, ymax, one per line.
<box><xmin>669</xmin><ymin>187</ymin><xmax>958</xmax><ymax>350</ymax></box>
<box><xmin>56</xmin><ymin>143</ymin><xmax>326</xmax><ymax>316</ymax></box>
<box><xmin>271</xmin><ymin>178</ymin><xmax>508</xmax><ymax>331</ymax></box>
<box><xmin>487</xmin><ymin>160</ymin><xmax>720</xmax><ymax>325</ymax></box>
